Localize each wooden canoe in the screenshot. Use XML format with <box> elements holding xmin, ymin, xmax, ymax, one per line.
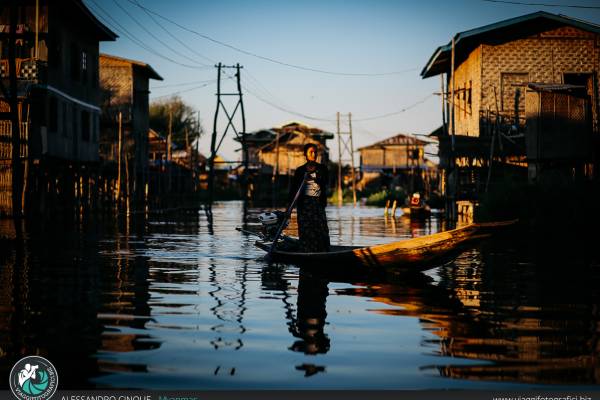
<box><xmin>255</xmin><ymin>220</ymin><xmax>517</xmax><ymax>270</ymax></box>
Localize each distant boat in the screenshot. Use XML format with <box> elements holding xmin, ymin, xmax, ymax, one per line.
<box><xmin>255</xmin><ymin>220</ymin><xmax>517</xmax><ymax>270</ymax></box>
<box><xmin>403</xmin><ymin>192</ymin><xmax>431</xmax><ymax>219</ymax></box>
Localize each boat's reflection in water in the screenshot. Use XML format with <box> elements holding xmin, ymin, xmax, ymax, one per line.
<box><xmin>307</xmin><ymin>235</ymin><xmax>600</xmax><ymax>385</ymax></box>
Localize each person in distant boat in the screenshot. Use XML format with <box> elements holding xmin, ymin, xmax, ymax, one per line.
<box><xmin>288</xmin><ymin>143</ymin><xmax>330</xmax><ymax>253</ymax></box>
<box><xmin>410</xmin><ymin>192</ymin><xmax>422</xmax><ymax>207</ymax></box>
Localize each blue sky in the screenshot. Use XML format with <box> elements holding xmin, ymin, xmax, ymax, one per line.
<box><xmin>86</xmin><ymin>0</ymin><xmax>600</xmax><ymax>162</ymax></box>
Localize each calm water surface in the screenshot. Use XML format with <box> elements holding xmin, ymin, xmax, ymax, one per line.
<box><xmin>0</xmin><ymin>201</ymin><xmax>599</xmax><ymax>389</ymax></box>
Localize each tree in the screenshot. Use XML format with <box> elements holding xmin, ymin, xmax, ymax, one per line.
<box><xmin>149</xmin><ymin>96</ymin><xmax>204</xmax><ymax>148</ymax></box>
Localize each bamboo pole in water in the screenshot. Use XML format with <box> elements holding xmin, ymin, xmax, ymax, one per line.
<box><xmin>116</xmin><ymin>112</ymin><xmax>122</xmax><ymax>203</ymax></box>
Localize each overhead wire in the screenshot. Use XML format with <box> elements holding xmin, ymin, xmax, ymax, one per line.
<box><xmin>241</xmin><ymin>84</ymin><xmax>337</xmax><ymax>122</ymax></box>
<box><xmin>85</xmin><ymin>0</ymin><xmax>212</xmax><ymax>70</ymax></box>
<box><xmin>124</xmin><ymin>0</ymin><xmax>418</xmax><ymax>77</ymax></box>
<box><xmin>481</xmin><ymin>0</ymin><xmax>600</xmax><ymax>9</ymax></box>
<box><xmin>130</xmin><ymin>0</ymin><xmax>217</xmax><ymax>65</ymax></box>
<box><xmin>151</xmin><ymin>80</ymin><xmax>217</xmax><ymax>100</ymax></box>
<box><xmin>111</xmin><ymin>0</ymin><xmax>212</xmax><ymax>67</ymax></box>
<box><xmin>235</xmin><ymin>66</ymin><xmax>436</xmax><ymax>123</ymax></box>
<box><xmin>152</xmin><ymin>79</ymin><xmax>218</xmax><ymax>89</ymax></box>
<box><xmin>353</xmin><ymin>94</ymin><xmax>435</xmax><ymax>121</ymax></box>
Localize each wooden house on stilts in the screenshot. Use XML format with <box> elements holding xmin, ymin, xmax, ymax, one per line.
<box><xmin>421</xmin><ymin>11</ymin><xmax>600</xmax><ymax>217</ymax></box>
<box><xmin>0</xmin><ymin>0</ymin><xmax>117</xmax><ymax>217</ymax></box>
<box><xmin>99</xmin><ymin>53</ymin><xmax>162</xmax><ymax>208</ymax></box>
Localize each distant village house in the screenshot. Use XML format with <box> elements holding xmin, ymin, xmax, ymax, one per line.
<box><xmin>238</xmin><ymin>121</ymin><xmax>334</xmax><ymax>175</ymax></box>
<box><xmin>236</xmin><ymin>121</ymin><xmax>334</xmax><ymax>203</ymax></box>
<box><xmin>357</xmin><ymin>133</ymin><xmax>439</xmax><ymax>195</ymax></box>
<box><xmin>99</xmin><ymin>53</ymin><xmax>162</xmax><ymax>203</ymax></box>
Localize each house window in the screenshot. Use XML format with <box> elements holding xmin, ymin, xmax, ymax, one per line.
<box><xmin>81</xmin><ymin>110</ymin><xmax>90</xmax><ymax>142</ymax></box>
<box><xmin>409</xmin><ymin>148</ymin><xmax>420</xmax><ymax>160</ymax></box>
<box><xmin>81</xmin><ymin>50</ymin><xmax>87</xmax><ymax>83</ymax></box>
<box><xmin>49</xmin><ymin>96</ymin><xmax>58</xmax><ymax>132</ymax></box>
<box><xmin>467</xmin><ymin>80</ymin><xmax>472</xmax><ymax>112</ymax></box>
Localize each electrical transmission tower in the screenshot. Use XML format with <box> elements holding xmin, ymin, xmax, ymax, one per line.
<box><xmin>208</xmin><ymin>63</ymin><xmax>247</xmax><ymax>206</ymax></box>
<box><xmin>336</xmin><ymin>112</ymin><xmax>357</xmax><ymax>207</ymax></box>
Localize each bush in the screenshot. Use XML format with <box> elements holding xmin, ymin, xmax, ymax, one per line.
<box><xmin>328</xmin><ymin>187</ymin><xmax>360</xmax><ymax>204</ymax></box>
<box><xmin>365</xmin><ymin>187</ymin><xmax>407</xmax><ymax>206</ymax></box>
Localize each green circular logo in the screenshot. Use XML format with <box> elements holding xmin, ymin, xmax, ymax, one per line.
<box><xmin>9</xmin><ymin>356</ymin><xmax>58</xmax><ymax>400</ymax></box>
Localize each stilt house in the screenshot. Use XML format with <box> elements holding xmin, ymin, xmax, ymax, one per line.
<box><xmin>0</xmin><ymin>0</ymin><xmax>117</xmax><ymax>216</ymax></box>
<box><xmin>421</xmin><ymin>11</ymin><xmax>600</xmax><ymax>200</ymax></box>
<box><xmin>99</xmin><ymin>53</ymin><xmax>162</xmax><ymax>203</ymax></box>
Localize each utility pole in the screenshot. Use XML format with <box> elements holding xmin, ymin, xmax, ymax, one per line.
<box><xmin>196</xmin><ymin>111</ymin><xmax>200</xmax><ymax>192</ymax></box>
<box><xmin>272</xmin><ymin>130</ymin><xmax>280</xmax><ymax>208</ymax></box>
<box><xmin>208</xmin><ymin>63</ymin><xmax>246</xmax><ymax>205</ymax></box>
<box><xmin>336</xmin><ymin>112</ymin><xmax>356</xmax><ymax>206</ymax></box>
<box><xmin>448</xmin><ymin>37</ymin><xmax>457</xmax><ymax>223</ymax></box>
<box><xmin>116</xmin><ymin>112</ymin><xmax>122</xmax><ymax>204</ymax></box>
<box><xmin>8</xmin><ymin>1</ymin><xmax>22</xmax><ymax>219</ymax></box>
<box><xmin>167</xmin><ymin>106</ymin><xmax>172</xmax><ymax>193</ymax></box>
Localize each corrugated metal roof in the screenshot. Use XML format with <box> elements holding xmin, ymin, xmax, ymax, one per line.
<box><xmin>357</xmin><ymin>133</ymin><xmax>429</xmax><ymax>151</ymax></box>
<box><xmin>421</xmin><ymin>11</ymin><xmax>600</xmax><ymax>79</ymax></box>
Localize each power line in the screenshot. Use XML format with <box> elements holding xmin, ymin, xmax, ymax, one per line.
<box><xmin>130</xmin><ymin>0</ymin><xmax>216</xmax><ymax>65</ymax></box>
<box><xmin>124</xmin><ymin>0</ymin><xmax>418</xmax><ymax>77</ymax></box>
<box><xmin>354</xmin><ymin>121</ymin><xmax>383</xmax><ymax>141</ymax></box>
<box><xmin>151</xmin><ymin>81</ymin><xmax>217</xmax><ymax>100</ymax></box>
<box><xmin>243</xmin><ymin>83</ymin><xmax>435</xmax><ymax>123</ymax></box>
<box><xmin>242</xmin><ymin>84</ymin><xmax>336</xmax><ymax>122</ymax></box>
<box><xmin>111</xmin><ymin>0</ymin><xmax>212</xmax><ymax>67</ymax></box>
<box><xmin>152</xmin><ymin>79</ymin><xmax>219</xmax><ymax>89</ymax></box>
<box><xmin>353</xmin><ymin>94</ymin><xmax>435</xmax><ymax>121</ymax></box>
<box><xmin>85</xmin><ymin>0</ymin><xmax>212</xmax><ymax>70</ymax></box>
<box><xmin>481</xmin><ymin>0</ymin><xmax>600</xmax><ymax>9</ymax></box>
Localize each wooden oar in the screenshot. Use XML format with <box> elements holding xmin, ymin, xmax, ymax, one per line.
<box><xmin>266</xmin><ymin>173</ymin><xmax>307</xmax><ymax>261</ymax></box>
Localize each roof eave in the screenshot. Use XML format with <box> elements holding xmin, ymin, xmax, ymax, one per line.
<box><xmin>421</xmin><ymin>11</ymin><xmax>600</xmax><ymax>79</ymax></box>
<box><xmin>421</xmin><ymin>44</ymin><xmax>451</xmax><ymax>79</ymax></box>
<box><xmin>74</xmin><ymin>0</ymin><xmax>118</xmax><ymax>41</ymax></box>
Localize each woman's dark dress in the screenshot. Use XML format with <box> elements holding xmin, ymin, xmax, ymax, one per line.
<box><xmin>289</xmin><ymin>162</ymin><xmax>330</xmax><ymax>252</ymax></box>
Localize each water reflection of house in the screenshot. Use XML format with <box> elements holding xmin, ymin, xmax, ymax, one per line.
<box><xmin>421</xmin><ymin>11</ymin><xmax>600</xmax><ymax>202</ymax></box>
<box><xmin>341</xmin><ymin>263</ymin><xmax>600</xmax><ymax>385</ymax></box>
<box><xmin>357</xmin><ymin>133</ymin><xmax>439</xmax><ymax>195</ymax></box>
<box><xmin>99</xmin><ymin>53</ymin><xmax>163</xmax><ymax>203</ymax></box>
<box><xmin>0</xmin><ymin>0</ymin><xmax>117</xmax><ymax>216</ymax></box>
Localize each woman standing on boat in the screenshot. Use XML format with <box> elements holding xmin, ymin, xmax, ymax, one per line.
<box><xmin>288</xmin><ymin>143</ymin><xmax>330</xmax><ymax>253</ymax></box>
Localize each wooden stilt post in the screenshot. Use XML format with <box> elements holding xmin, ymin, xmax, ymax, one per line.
<box><xmin>116</xmin><ymin>112</ymin><xmax>122</xmax><ymax>206</ymax></box>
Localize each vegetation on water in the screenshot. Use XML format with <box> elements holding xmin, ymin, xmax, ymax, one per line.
<box><xmin>365</xmin><ymin>187</ymin><xmax>407</xmax><ymax>206</ymax></box>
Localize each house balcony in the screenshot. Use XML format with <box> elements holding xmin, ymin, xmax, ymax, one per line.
<box><xmin>0</xmin><ymin>58</ymin><xmax>47</xmax><ymax>84</ymax></box>
<box><xmin>0</xmin><ymin>120</ymin><xmax>30</xmax><ymax>161</ymax></box>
